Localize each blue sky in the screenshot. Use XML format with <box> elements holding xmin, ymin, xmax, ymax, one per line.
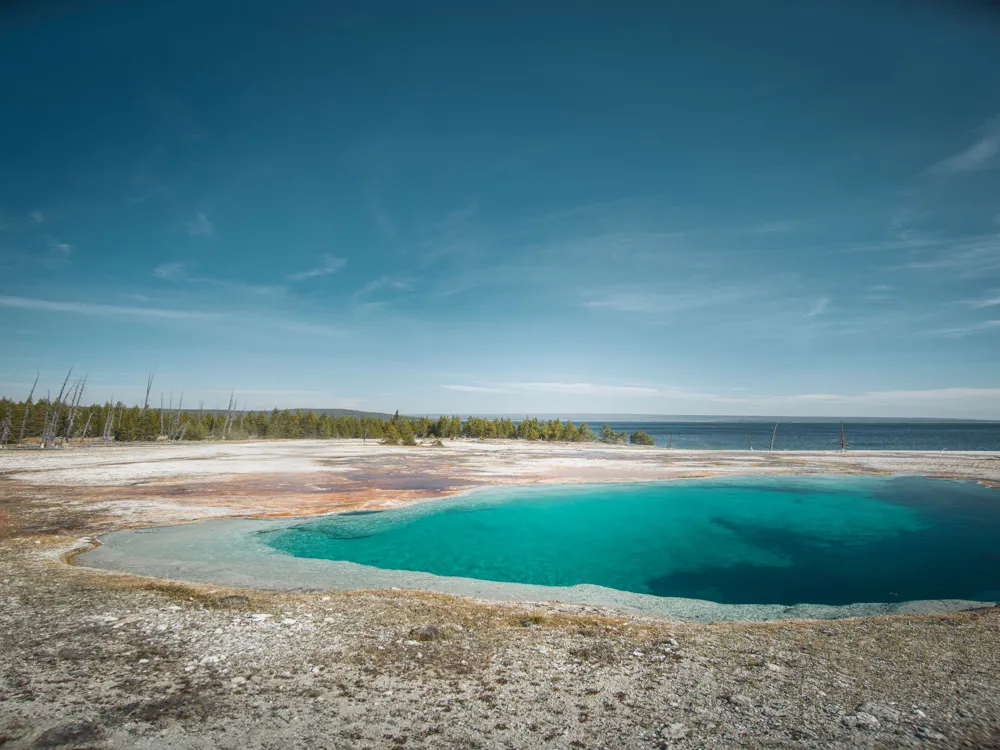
<box><xmin>2</xmin><ymin>0</ymin><xmax>1000</xmax><ymax>418</ymax></box>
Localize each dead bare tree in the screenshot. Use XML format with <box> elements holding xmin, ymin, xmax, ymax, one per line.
<box><xmin>41</xmin><ymin>368</ymin><xmax>73</xmax><ymax>449</ymax></box>
<box><xmin>222</xmin><ymin>391</ymin><xmax>238</xmax><ymax>439</ymax></box>
<box><xmin>769</xmin><ymin>422</ymin><xmax>779</xmax><ymax>451</ymax></box>
<box><xmin>102</xmin><ymin>395</ymin><xmax>116</xmax><ymax>441</ymax></box>
<box><xmin>666</xmin><ymin>434</ymin><xmax>673</xmax><ymax>450</ymax></box>
<box><xmin>63</xmin><ymin>375</ymin><xmax>87</xmax><ymax>439</ymax></box>
<box><xmin>745</xmin><ymin>433</ymin><xmax>754</xmax><ymax>451</ymax></box>
<box><xmin>0</xmin><ymin>405</ymin><xmax>12</xmax><ymax>446</ymax></box>
<box><xmin>143</xmin><ymin>371</ymin><xmax>155</xmax><ymax>412</ymax></box>
<box><xmin>17</xmin><ymin>372</ymin><xmax>39</xmax><ymax>445</ymax></box>
<box><xmin>169</xmin><ymin>392</ymin><xmax>184</xmax><ymax>439</ymax></box>
<box><xmin>840</xmin><ymin>420</ymin><xmax>848</xmax><ymax>452</ymax></box>
<box><xmin>159</xmin><ymin>394</ymin><xmax>165</xmax><ymax>436</ymax></box>
<box><xmin>79</xmin><ymin>410</ymin><xmax>94</xmax><ymax>439</ymax></box>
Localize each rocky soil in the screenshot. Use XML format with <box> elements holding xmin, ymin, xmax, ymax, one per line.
<box><xmin>2</xmin><ymin>442</ymin><xmax>999</xmax><ymax>748</ymax></box>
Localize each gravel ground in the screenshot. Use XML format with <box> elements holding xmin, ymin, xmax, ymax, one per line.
<box><xmin>2</xmin><ymin>441</ymin><xmax>999</xmax><ymax>749</ymax></box>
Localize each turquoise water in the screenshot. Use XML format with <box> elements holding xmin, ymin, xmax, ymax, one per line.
<box><xmin>261</xmin><ymin>476</ymin><xmax>1000</xmax><ymax>605</ymax></box>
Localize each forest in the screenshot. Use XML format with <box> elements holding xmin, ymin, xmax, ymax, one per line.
<box><xmin>0</xmin><ymin>395</ymin><xmax>657</xmax><ymax>448</ymax></box>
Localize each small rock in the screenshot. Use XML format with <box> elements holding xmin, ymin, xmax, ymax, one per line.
<box><xmin>728</xmin><ymin>694</ymin><xmax>753</xmax><ymax>708</ymax></box>
<box><xmin>408</xmin><ymin>624</ymin><xmax>445</xmax><ymax>642</ymax></box>
<box><xmin>916</xmin><ymin>726</ymin><xmax>947</xmax><ymax>741</ymax></box>
<box><xmin>215</xmin><ymin>595</ymin><xmax>250</xmax><ymax>608</ymax></box>
<box><xmin>660</xmin><ymin>723</ymin><xmax>688</xmax><ymax>740</ymax></box>
<box><xmin>859</xmin><ymin>702</ymin><xmax>901</xmax><ymax>723</ymax></box>
<box><xmin>913</xmin><ymin>708</ymin><xmax>928</xmax><ymax>719</ymax></box>
<box><xmin>248</xmin><ymin>613</ymin><xmax>272</xmax><ymax>622</ymax></box>
<box><xmin>843</xmin><ymin>712</ymin><xmax>880</xmax><ymax>731</ymax></box>
<box><xmin>280</xmin><ymin>618</ymin><xmax>297</xmax><ymax>626</ymax></box>
<box><xmin>765</xmin><ymin>662</ymin><xmax>783</xmax><ymax>672</ymax></box>
<box><xmin>320</xmin><ymin>596</ymin><xmax>331</xmax><ymax>602</ymax></box>
<box><xmin>138</xmin><ymin>659</ymin><xmax>149</xmax><ymax>664</ymax></box>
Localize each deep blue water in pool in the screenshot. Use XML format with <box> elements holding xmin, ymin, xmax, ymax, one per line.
<box><xmin>261</xmin><ymin>476</ymin><xmax>1000</xmax><ymax>605</ymax></box>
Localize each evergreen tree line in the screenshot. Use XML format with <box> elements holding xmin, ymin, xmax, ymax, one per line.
<box><xmin>0</xmin><ymin>397</ymin><xmax>658</xmax><ymax>447</ymax></box>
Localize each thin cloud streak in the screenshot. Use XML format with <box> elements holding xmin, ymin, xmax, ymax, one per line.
<box><xmin>0</xmin><ymin>295</ymin><xmax>217</xmax><ymax>320</ymax></box>
<box><xmin>185</xmin><ymin>212</ymin><xmax>214</xmax><ymax>236</ymax></box>
<box><xmin>288</xmin><ymin>255</ymin><xmax>347</xmax><ymax>281</ymax></box>
<box><xmin>929</xmin><ymin>116</ymin><xmax>1000</xmax><ymax>174</ymax></box>
<box><xmin>806</xmin><ymin>296</ymin><xmax>829</xmax><ymax>317</ymax></box>
<box><xmin>926</xmin><ymin>320</ymin><xmax>1000</xmax><ymax>337</ymax></box>
<box><xmin>444</xmin><ymin>382</ymin><xmax>661</xmax><ymax>396</ymax></box>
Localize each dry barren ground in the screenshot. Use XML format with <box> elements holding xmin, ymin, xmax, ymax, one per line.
<box><xmin>2</xmin><ymin>440</ymin><xmax>999</xmax><ymax>749</ymax></box>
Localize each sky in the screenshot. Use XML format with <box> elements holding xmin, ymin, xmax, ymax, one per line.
<box><xmin>2</xmin><ymin>0</ymin><xmax>1000</xmax><ymax>419</ymax></box>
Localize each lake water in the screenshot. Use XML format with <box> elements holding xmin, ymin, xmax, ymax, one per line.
<box><xmin>601</xmin><ymin>420</ymin><xmax>1000</xmax><ymax>450</ymax></box>
<box><xmin>262</xmin><ymin>476</ymin><xmax>1000</xmax><ymax>606</ymax></box>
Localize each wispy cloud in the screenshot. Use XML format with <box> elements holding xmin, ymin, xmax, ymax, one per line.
<box><xmin>153</xmin><ymin>262</ymin><xmax>285</xmax><ymax>297</ymax></box>
<box><xmin>0</xmin><ymin>295</ymin><xmax>217</xmax><ymax>320</ymax></box>
<box><xmin>185</xmin><ymin>212</ymin><xmax>214</xmax><ymax>236</ymax></box>
<box><xmin>443</xmin><ymin>382</ymin><xmax>660</xmax><ymax>396</ymax></box>
<box><xmin>930</xmin><ymin>116</ymin><xmax>1000</xmax><ymax>174</ymax></box>
<box><xmin>153</xmin><ymin>262</ymin><xmax>186</xmax><ymax>279</ymax></box>
<box><xmin>50</xmin><ymin>240</ymin><xmax>73</xmax><ymax>255</ymax></box>
<box><xmin>926</xmin><ymin>320</ymin><xmax>1000</xmax><ymax>337</ymax></box>
<box><xmin>442</xmin><ymin>384</ymin><xmax>507</xmax><ymax>393</ymax></box>
<box><xmin>586</xmin><ymin>286</ymin><xmax>754</xmax><ymax>315</ymax></box>
<box><xmin>28</xmin><ymin>210</ymin><xmax>44</xmax><ymax>224</ymax></box>
<box><xmin>287</xmin><ymin>255</ymin><xmax>347</xmax><ymax>281</ymax></box>
<box><xmin>806</xmin><ymin>296</ymin><xmax>829</xmax><ymax>317</ymax></box>
<box><xmin>354</xmin><ymin>275</ymin><xmax>414</xmax><ymax>298</ymax></box>
<box><xmin>279</xmin><ymin>321</ymin><xmax>348</xmax><ymax>337</ymax></box>
<box><xmin>964</xmin><ymin>293</ymin><xmax>1000</xmax><ymax>309</ymax></box>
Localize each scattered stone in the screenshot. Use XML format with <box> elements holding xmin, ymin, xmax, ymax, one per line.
<box><xmin>248</xmin><ymin>613</ymin><xmax>272</xmax><ymax>622</ymax></box>
<box><xmin>216</xmin><ymin>595</ymin><xmax>250</xmax><ymax>608</ymax></box>
<box><xmin>859</xmin><ymin>702</ymin><xmax>901</xmax><ymax>723</ymax></box>
<box><xmin>843</xmin><ymin>712</ymin><xmax>880</xmax><ymax>730</ymax></box>
<box><xmin>660</xmin><ymin>723</ymin><xmax>688</xmax><ymax>740</ymax></box>
<box><xmin>32</xmin><ymin>720</ymin><xmax>102</xmax><ymax>748</ymax></box>
<box><xmin>280</xmin><ymin>618</ymin><xmax>297</xmax><ymax>626</ymax></box>
<box><xmin>916</xmin><ymin>726</ymin><xmax>947</xmax><ymax>741</ymax></box>
<box><xmin>408</xmin><ymin>624</ymin><xmax>445</xmax><ymax>642</ymax></box>
<box><xmin>727</xmin><ymin>694</ymin><xmax>753</xmax><ymax>708</ymax></box>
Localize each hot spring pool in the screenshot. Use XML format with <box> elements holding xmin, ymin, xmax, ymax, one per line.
<box><xmin>79</xmin><ymin>475</ymin><xmax>1000</xmax><ymax>621</ymax></box>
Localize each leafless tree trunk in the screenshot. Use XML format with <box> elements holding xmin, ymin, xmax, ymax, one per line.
<box><xmin>17</xmin><ymin>372</ymin><xmax>39</xmax><ymax>445</ymax></box>
<box><xmin>840</xmin><ymin>420</ymin><xmax>847</xmax><ymax>451</ymax></box>
<box><xmin>0</xmin><ymin>405</ymin><xmax>12</xmax><ymax>446</ymax></box>
<box><xmin>64</xmin><ymin>375</ymin><xmax>87</xmax><ymax>439</ymax></box>
<box><xmin>169</xmin><ymin>392</ymin><xmax>184</xmax><ymax>439</ymax></box>
<box><xmin>745</xmin><ymin>433</ymin><xmax>754</xmax><ymax>451</ymax></box>
<box><xmin>769</xmin><ymin>422</ymin><xmax>778</xmax><ymax>451</ymax></box>
<box><xmin>222</xmin><ymin>391</ymin><xmax>237</xmax><ymax>439</ymax></box>
<box><xmin>42</xmin><ymin>368</ymin><xmax>73</xmax><ymax>449</ymax></box>
<box><xmin>79</xmin><ymin>410</ymin><xmax>94</xmax><ymax>439</ymax></box>
<box><xmin>102</xmin><ymin>395</ymin><xmax>116</xmax><ymax>441</ymax></box>
<box><xmin>143</xmin><ymin>372</ymin><xmax>155</xmax><ymax>412</ymax></box>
